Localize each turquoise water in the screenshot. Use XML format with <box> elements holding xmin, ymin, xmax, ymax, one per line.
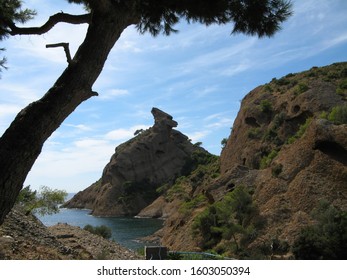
<box><xmin>37</xmin><ymin>207</ymin><xmax>163</xmax><ymax>251</ymax></box>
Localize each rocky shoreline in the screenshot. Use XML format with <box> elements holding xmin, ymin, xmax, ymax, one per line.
<box><xmin>0</xmin><ymin>207</ymin><xmax>142</xmax><ymax>260</ymax></box>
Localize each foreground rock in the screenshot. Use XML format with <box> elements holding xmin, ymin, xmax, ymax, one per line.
<box><xmin>0</xmin><ymin>207</ymin><xmax>141</xmax><ymax>260</ymax></box>
<box><xmin>64</xmin><ymin>107</ymin><xmax>210</xmax><ymax>216</ymax></box>
<box><xmin>48</xmin><ymin>223</ymin><xmax>141</xmax><ymax>260</ymax></box>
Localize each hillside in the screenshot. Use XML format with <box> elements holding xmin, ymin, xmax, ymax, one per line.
<box><xmin>58</xmin><ymin>62</ymin><xmax>347</xmax><ymax>259</ymax></box>
<box><xmin>143</xmin><ymin>62</ymin><xmax>347</xmax><ymax>258</ymax></box>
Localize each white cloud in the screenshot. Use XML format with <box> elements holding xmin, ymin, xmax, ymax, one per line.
<box><xmin>24</xmin><ymin>138</ymin><xmax>115</xmax><ymax>191</ymax></box>
<box><xmin>0</xmin><ymin>82</ymin><xmax>41</xmax><ymax>105</ymax></box>
<box><xmin>73</xmin><ymin>139</ymin><xmax>109</xmax><ymax>149</ymax></box>
<box><xmin>99</xmin><ymin>89</ymin><xmax>129</xmax><ymax>100</ymax></box>
<box><xmin>187</xmin><ymin>131</ymin><xmax>210</xmax><ymax>143</ymax></box>
<box><xmin>65</xmin><ymin>124</ymin><xmax>93</xmax><ymax>132</ymax></box>
<box><xmin>105</xmin><ymin>125</ymin><xmax>148</xmax><ymax>141</ymax></box>
<box><xmin>0</xmin><ymin>104</ymin><xmax>22</xmax><ymax>116</ymax></box>
<box><xmin>175</xmin><ymin>38</ymin><xmax>256</xmax><ymax>75</ymax></box>
<box><xmin>193</xmin><ymin>86</ymin><xmax>219</xmax><ymax>98</ymax></box>
<box><xmin>115</xmin><ymin>39</ymin><xmax>143</xmax><ymax>53</ymax></box>
<box><xmin>321</xmin><ymin>32</ymin><xmax>347</xmax><ymax>51</ymax></box>
<box><xmin>221</xmin><ymin>60</ymin><xmax>252</xmax><ymax>77</ymax></box>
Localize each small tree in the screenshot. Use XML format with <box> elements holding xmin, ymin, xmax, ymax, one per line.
<box><xmin>193</xmin><ymin>185</ymin><xmax>259</xmax><ymax>255</ymax></box>
<box><xmin>221</xmin><ymin>138</ymin><xmax>228</xmax><ymax>149</ymax></box>
<box><xmin>16</xmin><ymin>185</ymin><xmax>67</xmax><ymax>216</ymax></box>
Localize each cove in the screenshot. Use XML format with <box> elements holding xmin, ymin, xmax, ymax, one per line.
<box><xmin>37</xmin><ymin>207</ymin><xmax>163</xmax><ymax>250</ymax></box>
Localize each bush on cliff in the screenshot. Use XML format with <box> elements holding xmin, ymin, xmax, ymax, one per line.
<box><xmin>292</xmin><ymin>200</ymin><xmax>347</xmax><ymax>259</ymax></box>
<box><xmin>192</xmin><ymin>185</ymin><xmax>261</xmax><ymax>256</ymax></box>
<box><xmin>328</xmin><ymin>104</ymin><xmax>347</xmax><ymax>125</ymax></box>
<box><xmin>83</xmin><ymin>224</ymin><xmax>112</xmax><ymax>239</ymax></box>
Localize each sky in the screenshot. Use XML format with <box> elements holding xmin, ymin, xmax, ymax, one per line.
<box><xmin>1</xmin><ymin>0</ymin><xmax>347</xmax><ymax>193</ymax></box>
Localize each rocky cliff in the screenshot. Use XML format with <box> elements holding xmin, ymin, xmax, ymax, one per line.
<box><xmin>64</xmin><ymin>108</ymin><xmax>211</xmax><ymax>216</ymax></box>
<box><xmin>216</xmin><ymin>62</ymin><xmax>347</xmax><ymax>255</ymax></box>
<box><xmin>144</xmin><ymin>62</ymin><xmax>347</xmax><ymax>257</ymax></box>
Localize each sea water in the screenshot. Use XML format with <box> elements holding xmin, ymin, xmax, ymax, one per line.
<box><xmin>37</xmin><ymin>207</ymin><xmax>163</xmax><ymax>251</ymax></box>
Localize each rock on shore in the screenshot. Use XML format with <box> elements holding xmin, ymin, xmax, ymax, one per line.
<box><xmin>0</xmin><ymin>207</ymin><xmax>142</xmax><ymax>260</ymax></box>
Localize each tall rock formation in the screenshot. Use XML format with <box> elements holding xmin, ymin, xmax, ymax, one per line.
<box><xmin>64</xmin><ymin>108</ymin><xmax>210</xmax><ymax>216</ymax></box>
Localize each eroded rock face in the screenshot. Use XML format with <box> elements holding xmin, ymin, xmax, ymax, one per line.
<box><xmin>64</xmin><ymin>108</ymin><xmax>208</xmax><ymax>216</ymax></box>
<box><xmin>151</xmin><ymin>63</ymin><xmax>347</xmax><ymax>252</ymax></box>
<box><xmin>214</xmin><ymin>63</ymin><xmax>347</xmax><ymax>248</ymax></box>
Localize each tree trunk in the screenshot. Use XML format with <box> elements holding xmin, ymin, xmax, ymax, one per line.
<box><xmin>0</xmin><ymin>7</ymin><xmax>137</xmax><ymax>225</ymax></box>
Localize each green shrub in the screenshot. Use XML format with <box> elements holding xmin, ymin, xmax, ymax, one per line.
<box><xmin>248</xmin><ymin>128</ymin><xmax>262</xmax><ymax>139</ymax></box>
<box><xmin>336</xmin><ymin>79</ymin><xmax>347</xmax><ymax>96</ymax></box>
<box><xmin>193</xmin><ymin>186</ymin><xmax>259</xmax><ymax>255</ymax></box>
<box><xmin>328</xmin><ymin>105</ymin><xmax>347</xmax><ymax>125</ymax></box>
<box><xmin>272</xmin><ymin>112</ymin><xmax>286</xmax><ymax>129</ymax></box>
<box><xmin>294</xmin><ymin>82</ymin><xmax>309</xmax><ymax>95</ymax></box>
<box><xmin>263</xmin><ymin>84</ymin><xmax>273</xmax><ymax>93</ymax></box>
<box><xmin>179</xmin><ymin>194</ymin><xmax>207</xmax><ymax>215</ymax></box>
<box><xmin>319</xmin><ymin>111</ymin><xmax>329</xmax><ymax>119</ymax></box>
<box><xmin>274</xmin><ymin>77</ymin><xmax>290</xmax><ymax>86</ymax></box>
<box><xmin>338</xmin><ymin>79</ymin><xmax>347</xmax><ymax>89</ymax></box>
<box><xmin>221</xmin><ymin>138</ymin><xmax>228</xmax><ymax>149</ymax></box>
<box><xmin>287</xmin><ymin>117</ymin><xmax>312</xmax><ymax>144</ymax></box>
<box><xmin>262</xmin><ymin>128</ymin><xmax>278</xmax><ymax>142</ymax></box>
<box><xmin>340</xmin><ymin>68</ymin><xmax>347</xmax><ymax>78</ymax></box>
<box><xmin>194</xmin><ymin>141</ymin><xmax>203</xmax><ymax>147</ymax></box>
<box><xmin>259</xmin><ymin>150</ymin><xmax>278</xmax><ymax>169</ymax></box>
<box><xmin>292</xmin><ymin>201</ymin><xmax>347</xmax><ymax>259</ymax></box>
<box><xmin>156</xmin><ymin>183</ymin><xmax>170</xmax><ymax>195</ymax></box>
<box><xmin>83</xmin><ymin>224</ymin><xmax>112</xmax><ymax>239</ymax></box>
<box><xmin>259</xmin><ymin>100</ymin><xmax>273</xmax><ymax>114</ymax></box>
<box><xmin>328</xmin><ymin>71</ymin><xmax>339</xmax><ymax>79</ymax></box>
<box><xmin>181</xmin><ymin>150</ymin><xmax>218</xmax><ymax>176</ymax></box>
<box><xmin>165</xmin><ymin>178</ymin><xmax>187</xmax><ymax>202</ymax></box>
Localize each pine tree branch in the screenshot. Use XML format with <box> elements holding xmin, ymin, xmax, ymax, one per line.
<box><xmin>7</xmin><ymin>12</ymin><xmax>91</xmax><ymax>36</ymax></box>
<box><xmin>46</xmin><ymin>43</ymin><xmax>72</xmax><ymax>64</ymax></box>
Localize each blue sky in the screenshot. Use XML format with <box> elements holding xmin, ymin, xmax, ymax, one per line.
<box><xmin>1</xmin><ymin>0</ymin><xmax>347</xmax><ymax>192</ymax></box>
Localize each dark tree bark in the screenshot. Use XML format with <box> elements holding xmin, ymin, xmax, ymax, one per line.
<box><xmin>0</xmin><ymin>5</ymin><xmax>138</xmax><ymax>224</ymax></box>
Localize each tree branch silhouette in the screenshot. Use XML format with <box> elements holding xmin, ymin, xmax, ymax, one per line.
<box><xmin>6</xmin><ymin>12</ymin><xmax>90</xmax><ymax>36</ymax></box>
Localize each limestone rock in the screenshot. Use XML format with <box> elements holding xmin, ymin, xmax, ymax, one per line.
<box><xmin>64</xmin><ymin>108</ymin><xmax>209</xmax><ymax>216</ymax></box>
